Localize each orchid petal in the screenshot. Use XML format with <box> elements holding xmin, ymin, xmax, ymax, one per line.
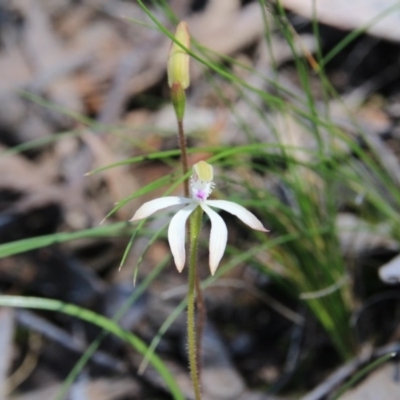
<box><xmin>168</xmin><ymin>203</ymin><xmax>197</xmax><ymax>272</ymax></box>
<box><xmin>130</xmin><ymin>196</ymin><xmax>190</xmax><ymax>221</ymax></box>
<box><xmin>201</xmin><ymin>204</ymin><xmax>228</xmax><ymax>275</ymax></box>
<box><xmin>205</xmin><ymin>199</ymin><xmax>268</xmax><ymax>232</ymax></box>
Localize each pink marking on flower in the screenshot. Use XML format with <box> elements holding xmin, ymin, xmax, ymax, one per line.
<box><xmin>194</xmin><ymin>189</ymin><xmax>207</xmax><ymax>201</ymax></box>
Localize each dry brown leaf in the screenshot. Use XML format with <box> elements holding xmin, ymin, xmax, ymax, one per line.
<box><xmin>17</xmin><ymin>0</ymin><xmax>83</xmax><ymax>113</ymax></box>
<box><xmin>190</xmin><ymin>1</ymin><xmax>264</xmax><ymax>55</ymax></box>
<box><xmin>12</xmin><ymin>378</ymin><xmax>139</xmax><ymax>400</ymax></box>
<box><xmin>82</xmin><ymin>131</ymin><xmax>140</xmax><ymax>219</ymax></box>
<box><xmin>0</xmin><ymin>48</ymin><xmax>31</xmax><ymax>91</ymax></box>
<box><xmin>337</xmin><ymin>213</ymin><xmax>399</xmax><ymax>258</ymax></box>
<box><xmin>281</xmin><ymin>0</ymin><xmax>400</xmax><ymax>42</ymax></box>
<box><xmin>0</xmin><ymin>146</ymin><xmax>54</xmax><ymax>192</ymax></box>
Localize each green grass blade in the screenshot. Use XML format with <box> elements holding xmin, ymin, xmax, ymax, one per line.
<box><xmin>331</xmin><ymin>352</ymin><xmax>395</xmax><ymax>400</ymax></box>
<box><xmin>57</xmin><ymin>255</ymin><xmax>170</xmax><ymax>399</ymax></box>
<box><xmin>0</xmin><ymin>295</ymin><xmax>185</xmax><ymax>400</ymax></box>
<box><xmin>0</xmin><ymin>222</ymin><xmax>132</xmax><ymax>259</ymax></box>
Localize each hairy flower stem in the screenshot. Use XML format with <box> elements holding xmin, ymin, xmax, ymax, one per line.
<box><xmin>177</xmin><ymin>117</ymin><xmax>206</xmax><ymax>381</ymax></box>
<box><xmin>188</xmin><ymin>206</ymin><xmax>203</xmax><ymax>400</ymax></box>
<box><xmin>194</xmin><ymin>263</ymin><xmax>205</xmax><ymax>376</ymax></box>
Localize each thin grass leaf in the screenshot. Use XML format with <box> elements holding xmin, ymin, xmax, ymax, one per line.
<box><xmin>57</xmin><ymin>255</ymin><xmax>170</xmax><ymax>400</ymax></box>
<box><xmin>0</xmin><ymin>222</ymin><xmax>131</xmax><ymax>259</ymax></box>
<box><xmin>331</xmin><ymin>352</ymin><xmax>395</xmax><ymax>400</ymax></box>
<box><xmin>0</xmin><ymin>295</ymin><xmax>185</xmax><ymax>400</ymax></box>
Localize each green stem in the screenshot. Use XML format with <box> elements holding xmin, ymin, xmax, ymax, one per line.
<box><xmin>176</xmin><ymin>113</ymin><xmax>206</xmax><ymax>383</ymax></box>
<box><xmin>187</xmin><ymin>206</ymin><xmax>203</xmax><ymax>400</ymax></box>
<box><xmin>194</xmin><ymin>264</ymin><xmax>205</xmax><ymax>379</ymax></box>
<box><xmin>177</xmin><ymin>119</ymin><xmax>189</xmax><ymax>198</ymax></box>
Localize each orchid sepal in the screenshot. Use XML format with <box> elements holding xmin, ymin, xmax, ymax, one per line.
<box><xmin>130</xmin><ymin>196</ymin><xmax>190</xmax><ymax>221</ymax></box>
<box><xmin>130</xmin><ymin>161</ymin><xmax>268</xmax><ymax>274</ymax></box>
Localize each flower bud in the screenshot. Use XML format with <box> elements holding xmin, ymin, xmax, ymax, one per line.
<box><xmin>168</xmin><ymin>21</ymin><xmax>190</xmax><ymax>90</ymax></box>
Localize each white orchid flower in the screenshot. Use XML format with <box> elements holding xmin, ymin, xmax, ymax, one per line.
<box><xmin>130</xmin><ymin>161</ymin><xmax>268</xmax><ymax>275</ymax></box>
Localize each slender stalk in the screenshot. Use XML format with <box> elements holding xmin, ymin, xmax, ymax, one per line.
<box><xmin>187</xmin><ymin>206</ymin><xmax>203</xmax><ymax>400</ymax></box>
<box><xmin>177</xmin><ymin>119</ymin><xmax>190</xmax><ymax>197</ymax></box>
<box><xmin>194</xmin><ymin>265</ymin><xmax>205</xmax><ymax>377</ymax></box>
<box><xmin>177</xmin><ymin>117</ymin><xmax>206</xmax><ymax>379</ymax></box>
